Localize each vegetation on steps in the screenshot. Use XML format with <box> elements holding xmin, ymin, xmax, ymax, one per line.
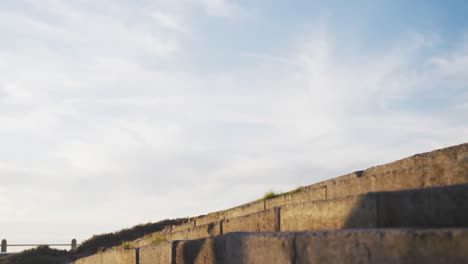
<box><xmin>74</xmin><ymin>218</ymin><xmax>187</xmax><ymax>255</ymax></box>
<box><xmin>262</xmin><ymin>190</ymin><xmax>280</xmax><ymax>200</ymax></box>
<box><xmin>0</xmin><ymin>218</ymin><xmax>187</xmax><ymax>264</ymax></box>
<box><xmin>1</xmin><ymin>188</ymin><xmax>306</xmax><ymax>263</ymax></box>
<box><xmin>261</xmin><ymin>186</ymin><xmax>305</xmax><ymax>200</ymax></box>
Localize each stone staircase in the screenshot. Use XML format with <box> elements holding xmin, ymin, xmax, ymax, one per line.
<box><xmin>75</xmin><ymin>143</ymin><xmax>468</xmax><ymax>264</ymax></box>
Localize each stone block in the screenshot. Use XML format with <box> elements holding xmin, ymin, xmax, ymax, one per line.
<box><xmin>325</xmin><ymin>171</ymin><xmax>373</xmax><ymax>199</ymax></box>
<box><xmin>175</xmin><ymin>237</ymin><xmax>223</xmax><ymax>264</ymax></box>
<box><xmin>220</xmin><ymin>200</ymin><xmax>265</xmax><ymax>220</ymax></box>
<box><xmin>101</xmin><ymin>248</ymin><xmax>136</xmax><ymax>264</ymax></box>
<box><xmin>295</xmin><ymin>229</ymin><xmax>468</xmax><ymax>264</ymax></box>
<box><xmin>139</xmin><ymin>242</ymin><xmax>173</xmax><ymax>264</ymax></box>
<box><xmin>377</xmin><ymin>184</ymin><xmax>468</xmax><ymax>228</ymax></box>
<box><xmin>280</xmin><ymin>195</ymin><xmax>377</xmax><ymax>231</ymax></box>
<box><xmin>224</xmin><ymin>232</ymin><xmax>295</xmax><ymax>264</ymax></box>
<box><xmin>170</xmin><ymin>222</ymin><xmax>221</xmax><ymax>241</ymax></box>
<box><xmin>171</xmin><ymin>221</ymin><xmax>195</xmax><ymax>233</ymax></box>
<box><xmin>195</xmin><ymin>213</ymin><xmax>219</xmax><ymax>226</ymax></box>
<box><xmin>131</xmin><ymin>231</ymin><xmax>170</xmax><ymax>248</ymax></box>
<box><xmin>74</xmin><ymin>253</ymin><xmax>103</xmax><ymax>264</ymax></box>
<box><xmin>222</xmin><ymin>208</ymin><xmax>278</xmax><ymax>234</ymax></box>
<box><xmin>265</xmin><ymin>186</ymin><xmax>327</xmax><ymax>209</ymax></box>
<box><xmin>319</xmin><ymin>143</ymin><xmax>468</xmax><ymax>200</ymax></box>
<box><xmin>368</xmin><ymin>143</ymin><xmax>468</xmax><ymax>191</ymax></box>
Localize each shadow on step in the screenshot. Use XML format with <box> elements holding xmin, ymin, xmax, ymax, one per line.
<box><xmin>345</xmin><ymin>183</ymin><xmax>468</xmax><ymax>228</ymax></box>
<box><xmin>175</xmin><ymin>237</ymin><xmax>224</xmax><ymax>264</ymax></box>
<box><xmin>175</xmin><ymin>184</ymin><xmax>468</xmax><ymax>263</ymax></box>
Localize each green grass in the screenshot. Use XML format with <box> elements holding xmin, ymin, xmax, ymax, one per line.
<box><xmin>74</xmin><ymin>218</ymin><xmax>187</xmax><ymax>255</ymax></box>
<box><xmin>262</xmin><ymin>191</ymin><xmax>280</xmax><ymax>200</ymax></box>
<box><xmin>121</xmin><ymin>242</ymin><xmax>132</xmax><ymax>249</ymax></box>
<box><xmin>284</xmin><ymin>186</ymin><xmax>305</xmax><ymax>195</ymax></box>
<box><xmin>149</xmin><ymin>233</ymin><xmax>166</xmax><ymax>244</ymax></box>
<box><xmin>0</xmin><ymin>186</ymin><xmax>309</xmax><ymax>263</ymax></box>
<box><xmin>261</xmin><ymin>186</ymin><xmax>305</xmax><ymax>200</ymax></box>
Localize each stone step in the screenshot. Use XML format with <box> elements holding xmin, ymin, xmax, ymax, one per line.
<box><xmin>73</xmin><ymin>143</ymin><xmax>468</xmax><ymax>264</ymax></box>
<box><xmin>165</xmin><ymin>143</ymin><xmax>468</xmax><ymax>231</ymax></box>
<box><xmin>281</xmin><ymin>182</ymin><xmax>468</xmax><ymax>232</ymax></box>
<box><xmin>76</xmin><ymin>229</ymin><xmax>468</xmax><ymax>264</ymax></box>
<box><xmin>158</xmin><ymin>183</ymin><xmax>468</xmax><ymax>242</ymax></box>
<box><xmin>138</xmin><ymin>229</ymin><xmax>468</xmax><ymax>264</ymax></box>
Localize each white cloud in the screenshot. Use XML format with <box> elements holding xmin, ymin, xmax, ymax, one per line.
<box><xmin>197</xmin><ymin>0</ymin><xmax>241</xmax><ymax>18</ymax></box>
<box><xmin>0</xmin><ymin>0</ymin><xmax>467</xmax><ymax>250</ymax></box>
<box><xmin>151</xmin><ymin>11</ymin><xmax>187</xmax><ymax>33</ymax></box>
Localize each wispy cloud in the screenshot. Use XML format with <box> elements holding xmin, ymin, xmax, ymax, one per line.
<box><xmin>151</xmin><ymin>11</ymin><xmax>188</xmax><ymax>33</ymax></box>
<box><xmin>0</xmin><ymin>0</ymin><xmax>467</xmax><ymax>250</ymax></box>
<box><xmin>196</xmin><ymin>0</ymin><xmax>242</xmax><ymax>18</ymax></box>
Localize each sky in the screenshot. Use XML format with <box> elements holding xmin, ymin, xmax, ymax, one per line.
<box><xmin>0</xmin><ymin>0</ymin><xmax>467</xmax><ymax>251</ymax></box>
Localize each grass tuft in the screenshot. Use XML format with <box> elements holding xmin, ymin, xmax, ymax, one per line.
<box><xmin>262</xmin><ymin>191</ymin><xmax>279</xmax><ymax>200</ymax></box>
<box><xmin>74</xmin><ymin>218</ymin><xmax>187</xmax><ymax>255</ymax></box>
<box><xmin>121</xmin><ymin>242</ymin><xmax>132</xmax><ymax>249</ymax></box>
<box><xmin>261</xmin><ymin>186</ymin><xmax>305</xmax><ymax>200</ymax></box>
<box><xmin>149</xmin><ymin>233</ymin><xmax>166</xmax><ymax>244</ymax></box>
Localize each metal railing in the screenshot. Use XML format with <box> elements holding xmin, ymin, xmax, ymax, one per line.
<box><xmin>1</xmin><ymin>239</ymin><xmax>79</xmax><ymax>253</ymax></box>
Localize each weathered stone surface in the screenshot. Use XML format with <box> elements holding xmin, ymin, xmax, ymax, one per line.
<box><xmin>280</xmin><ymin>195</ymin><xmax>377</xmax><ymax>231</ymax></box>
<box><xmin>295</xmin><ymin>229</ymin><xmax>468</xmax><ymax>264</ymax></box>
<box><xmin>74</xmin><ymin>248</ymin><xmax>136</xmax><ymax>264</ymax></box>
<box><xmin>74</xmin><ymin>249</ymin><xmax>135</xmax><ymax>264</ymax></box>
<box><xmin>325</xmin><ymin>143</ymin><xmax>468</xmax><ymax>199</ymax></box>
<box><xmin>74</xmin><ymin>229</ymin><xmax>468</xmax><ymax>264</ymax></box>
<box><xmin>220</xmin><ymin>200</ymin><xmax>265</xmax><ymax>220</ymax></box>
<box><xmin>131</xmin><ymin>231</ymin><xmax>170</xmax><ymax>248</ymax></box>
<box><xmin>171</xmin><ymin>221</ymin><xmax>195</xmax><ymax>233</ymax></box>
<box><xmin>325</xmin><ymin>171</ymin><xmax>373</xmax><ymax>199</ymax></box>
<box><xmin>74</xmin><ymin>253</ymin><xmax>103</xmax><ymax>264</ymax></box>
<box><xmin>195</xmin><ymin>212</ymin><xmax>220</xmax><ymax>226</ymax></box>
<box><xmin>265</xmin><ymin>186</ymin><xmax>327</xmax><ymax>209</ymax></box>
<box><xmin>72</xmin><ymin>143</ymin><xmax>468</xmax><ymax>264</ymax></box>
<box><xmin>368</xmin><ymin>143</ymin><xmax>468</xmax><ymax>190</ymax></box>
<box><xmin>139</xmin><ymin>242</ymin><xmax>173</xmax><ymax>264</ymax></box>
<box><xmin>175</xmin><ymin>237</ymin><xmax>224</xmax><ymax>264</ymax></box>
<box><xmin>101</xmin><ymin>248</ymin><xmax>136</xmax><ymax>264</ymax></box>
<box><xmin>170</xmin><ymin>222</ymin><xmax>221</xmax><ymax>241</ymax></box>
<box><xmin>163</xmin><ymin>143</ymin><xmax>466</xmax><ymax>239</ymax></box>
<box><xmin>376</xmin><ymin>184</ymin><xmax>468</xmax><ymax>228</ymax></box>
<box><xmin>222</xmin><ymin>208</ymin><xmax>278</xmax><ymax>234</ymax></box>
<box><xmin>172</xmin><ymin>233</ymin><xmax>295</xmax><ymax>264</ymax></box>
<box><xmin>224</xmin><ymin>232</ymin><xmax>295</xmax><ymax>264</ymax></box>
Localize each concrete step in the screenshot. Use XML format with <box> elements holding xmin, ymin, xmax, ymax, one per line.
<box><xmin>73</xmin><ymin>143</ymin><xmax>468</xmax><ymax>263</ymax></box>
<box><xmin>164</xmin><ymin>143</ymin><xmax>468</xmax><ymax>232</ymax></box>
<box><xmin>156</xmin><ymin>183</ymin><xmax>468</xmax><ymax>243</ymax></box>
<box><xmin>280</xmin><ymin>182</ymin><xmax>468</xmax><ymax>232</ymax></box>
<box><xmin>75</xmin><ymin>229</ymin><xmax>468</xmax><ymax>264</ymax></box>
<box><xmin>91</xmin><ymin>229</ymin><xmax>464</xmax><ymax>264</ymax></box>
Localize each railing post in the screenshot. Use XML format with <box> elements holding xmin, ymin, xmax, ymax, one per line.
<box><xmin>1</xmin><ymin>239</ymin><xmax>6</xmax><ymax>253</ymax></box>
<box><xmin>71</xmin><ymin>239</ymin><xmax>77</xmax><ymax>250</ymax></box>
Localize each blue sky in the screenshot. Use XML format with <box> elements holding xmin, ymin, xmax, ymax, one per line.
<box><xmin>0</xmin><ymin>0</ymin><xmax>467</xmax><ymax>251</ymax></box>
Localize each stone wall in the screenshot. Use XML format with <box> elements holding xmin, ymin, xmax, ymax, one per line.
<box><xmin>111</xmin><ymin>230</ymin><xmax>468</xmax><ymax>264</ymax></box>
<box><xmin>74</xmin><ymin>248</ymin><xmax>136</xmax><ymax>264</ymax></box>
<box><xmin>175</xmin><ymin>143</ymin><xmax>467</xmax><ymax>231</ymax></box>
<box><xmin>74</xmin><ymin>143</ymin><xmax>468</xmax><ymax>264</ymax></box>
<box><xmin>222</xmin><ymin>208</ymin><xmax>279</xmax><ymax>234</ymax></box>
<box><xmin>159</xmin><ymin>183</ymin><xmax>468</xmax><ymax>239</ymax></box>
<box><xmin>139</xmin><ymin>242</ymin><xmax>172</xmax><ymax>264</ymax></box>
<box><xmin>280</xmin><ymin>195</ymin><xmax>377</xmax><ymax>231</ymax></box>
